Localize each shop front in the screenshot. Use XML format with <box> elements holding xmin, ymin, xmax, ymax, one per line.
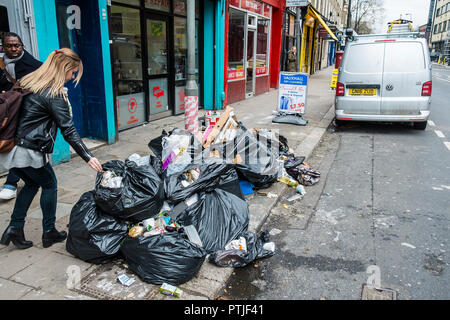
<box><xmin>110</xmin><ymin>0</ymin><xmax>202</xmax><ymax>131</ymax></box>
<box><xmin>299</xmin><ymin>4</ymin><xmax>337</xmax><ymax>75</ymax></box>
<box><xmin>225</xmin><ymin>0</ymin><xmax>284</xmax><ymax>104</ymax></box>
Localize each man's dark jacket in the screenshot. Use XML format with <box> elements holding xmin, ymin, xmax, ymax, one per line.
<box><xmin>0</xmin><ymin>50</ymin><xmax>42</xmax><ymax>92</ymax></box>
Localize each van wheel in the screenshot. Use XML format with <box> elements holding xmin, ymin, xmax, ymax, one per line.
<box><xmin>413</xmin><ymin>121</ymin><xmax>427</xmax><ymax>130</ymax></box>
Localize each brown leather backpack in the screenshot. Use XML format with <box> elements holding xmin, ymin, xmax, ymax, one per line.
<box><xmin>0</xmin><ymin>85</ymin><xmax>31</xmax><ymax>153</ymax></box>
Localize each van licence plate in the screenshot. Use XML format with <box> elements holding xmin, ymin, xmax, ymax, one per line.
<box><xmin>349</xmin><ymin>88</ymin><xmax>377</xmax><ymax>95</ymax></box>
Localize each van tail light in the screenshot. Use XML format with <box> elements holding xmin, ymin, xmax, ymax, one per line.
<box><xmin>336</xmin><ymin>82</ymin><xmax>345</xmax><ymax>96</ymax></box>
<box><xmin>422</xmin><ymin>81</ymin><xmax>432</xmax><ymax>96</ymax></box>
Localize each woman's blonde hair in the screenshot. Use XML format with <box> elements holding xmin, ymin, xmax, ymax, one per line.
<box><xmin>19</xmin><ymin>48</ymin><xmax>83</xmax><ymax>100</ymax></box>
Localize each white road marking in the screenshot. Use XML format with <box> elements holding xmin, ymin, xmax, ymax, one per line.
<box><xmin>435</xmin><ymin>130</ymin><xmax>445</xmax><ymax>138</ymax></box>
<box><xmin>435</xmin><ymin>76</ymin><xmax>450</xmax><ymax>83</ymax></box>
<box><xmin>428</xmin><ymin>120</ymin><xmax>435</xmax><ymax>126</ymax></box>
<box><xmin>401</xmin><ymin>242</ymin><xmax>416</xmax><ymax>249</ymax></box>
<box><xmin>444</xmin><ymin>141</ymin><xmax>450</xmax><ymax>151</ymax></box>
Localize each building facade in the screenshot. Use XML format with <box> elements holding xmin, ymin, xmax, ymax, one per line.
<box><xmin>430</xmin><ymin>0</ymin><xmax>450</xmax><ymax>56</ymax></box>
<box><xmin>280</xmin><ymin>0</ymin><xmax>345</xmax><ymax>76</ymax></box>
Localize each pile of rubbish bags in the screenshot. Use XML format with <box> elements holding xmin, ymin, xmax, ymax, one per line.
<box><xmin>66</xmin><ymin>106</ymin><xmax>320</xmax><ymax>286</ymax></box>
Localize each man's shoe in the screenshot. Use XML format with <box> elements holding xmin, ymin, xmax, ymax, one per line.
<box><xmin>0</xmin><ymin>188</ymin><xmax>17</xmax><ymax>200</ymax></box>
<box><xmin>42</xmin><ymin>228</ymin><xmax>67</xmax><ymax>248</ymax></box>
<box><xmin>0</xmin><ymin>226</ymin><xmax>33</xmax><ymax>249</ymax></box>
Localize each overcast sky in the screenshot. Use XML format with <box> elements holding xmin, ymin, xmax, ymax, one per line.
<box><xmin>373</xmin><ymin>0</ymin><xmax>432</xmax><ymax>33</ymax></box>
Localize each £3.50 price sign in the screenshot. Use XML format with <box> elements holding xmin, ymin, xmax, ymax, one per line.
<box><xmin>277</xmin><ymin>72</ymin><xmax>309</xmax><ymax>115</ymax></box>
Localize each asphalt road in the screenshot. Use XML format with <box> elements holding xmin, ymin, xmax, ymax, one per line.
<box><xmin>222</xmin><ymin>64</ymin><xmax>450</xmax><ymax>300</ymax></box>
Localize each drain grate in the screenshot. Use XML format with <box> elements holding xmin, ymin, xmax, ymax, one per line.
<box><xmin>361</xmin><ymin>285</ymin><xmax>397</xmax><ymax>300</ymax></box>
<box><xmin>71</xmin><ymin>260</ymin><xmax>158</xmax><ymax>300</ymax></box>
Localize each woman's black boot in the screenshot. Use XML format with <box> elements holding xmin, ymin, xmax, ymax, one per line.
<box><xmin>42</xmin><ymin>228</ymin><xmax>67</xmax><ymax>248</ymax></box>
<box><xmin>0</xmin><ymin>226</ymin><xmax>33</xmax><ymax>249</ymax></box>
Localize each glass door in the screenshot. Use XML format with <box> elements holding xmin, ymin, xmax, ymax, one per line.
<box><xmin>146</xmin><ymin>15</ymin><xmax>171</xmax><ymax>120</ymax></box>
<box><xmin>246</xmin><ymin>15</ymin><xmax>257</xmax><ymax>98</ymax></box>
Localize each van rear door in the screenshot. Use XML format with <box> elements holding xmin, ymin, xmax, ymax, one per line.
<box><xmin>340</xmin><ymin>42</ymin><xmax>384</xmax><ymax>115</ymax></box>
<box><xmin>381</xmin><ymin>41</ymin><xmax>428</xmax><ymax>115</ymax></box>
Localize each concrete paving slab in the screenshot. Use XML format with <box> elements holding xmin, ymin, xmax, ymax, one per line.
<box><xmin>0</xmin><ymin>278</ymin><xmax>34</xmax><ymax>299</ymax></box>
<box><xmin>10</xmin><ymin>251</ymin><xmax>94</xmax><ymax>296</ymax></box>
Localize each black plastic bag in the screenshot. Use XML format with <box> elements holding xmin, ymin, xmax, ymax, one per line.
<box><xmin>66</xmin><ymin>191</ymin><xmax>129</xmax><ymax>264</ymax></box>
<box><xmin>120</xmin><ymin>232</ymin><xmax>207</xmax><ymax>285</ymax></box>
<box><xmin>284</xmin><ymin>157</ymin><xmax>320</xmax><ymax>186</ymax></box>
<box><xmin>176</xmin><ymin>189</ymin><xmax>249</xmax><ymax>253</ymax></box>
<box><xmin>208</xmin><ymin>124</ymin><xmax>279</xmax><ymax>189</ymax></box>
<box><xmin>209</xmin><ymin>230</ymin><xmax>276</xmax><ymax>268</ymax></box>
<box><xmin>164</xmin><ymin>163</ymin><xmax>243</xmax><ymax>205</ymax></box>
<box><xmin>94</xmin><ymin>159</ymin><xmax>164</xmax><ymax>222</ymax></box>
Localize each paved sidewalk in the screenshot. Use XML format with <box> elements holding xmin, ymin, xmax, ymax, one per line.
<box><xmin>0</xmin><ymin>67</ymin><xmax>336</xmax><ymax>300</ymax></box>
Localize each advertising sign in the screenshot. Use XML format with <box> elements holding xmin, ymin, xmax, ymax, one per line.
<box><xmin>286</xmin><ymin>0</ymin><xmax>309</xmax><ymax>7</ymax></box>
<box><xmin>277</xmin><ymin>72</ymin><xmax>308</xmax><ymax>115</ymax></box>
<box><xmin>330</xmin><ymin>68</ymin><xmax>339</xmax><ymax>88</ymax></box>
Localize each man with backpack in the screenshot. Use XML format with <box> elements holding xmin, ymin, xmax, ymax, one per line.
<box><xmin>0</xmin><ymin>32</ymin><xmax>42</xmax><ymax>200</ymax></box>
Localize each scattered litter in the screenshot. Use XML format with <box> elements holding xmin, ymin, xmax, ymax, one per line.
<box><xmin>287</xmin><ymin>194</ymin><xmax>303</xmax><ymax>202</ymax></box>
<box><xmin>100</xmin><ymin>170</ymin><xmax>123</xmax><ymax>189</ymax></box>
<box><xmin>401</xmin><ymin>242</ymin><xmax>416</xmax><ymax>249</ymax></box>
<box><xmin>283</xmin><ymin>203</ymin><xmax>289</xmax><ymax>209</ymax></box>
<box><xmin>266</xmin><ymin>192</ymin><xmax>278</xmax><ymax>198</ymax></box>
<box><xmin>117</xmin><ymin>274</ymin><xmax>135</xmax><ymax>287</ymax></box>
<box><xmin>160</xmin><ymin>283</ymin><xmax>183</xmax><ymax>298</ymax></box>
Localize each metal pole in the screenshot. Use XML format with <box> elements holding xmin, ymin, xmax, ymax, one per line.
<box><xmin>346</xmin><ymin>0</ymin><xmax>352</xmax><ymax>30</ymax></box>
<box><xmin>185</xmin><ymin>0</ymin><xmax>199</xmax><ymax>135</ymax></box>
<box><xmin>295</xmin><ymin>6</ymin><xmax>302</xmax><ymax>72</ymax></box>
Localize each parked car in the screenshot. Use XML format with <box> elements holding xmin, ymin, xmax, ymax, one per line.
<box><xmin>335</xmin><ymin>32</ymin><xmax>432</xmax><ymax>130</ymax></box>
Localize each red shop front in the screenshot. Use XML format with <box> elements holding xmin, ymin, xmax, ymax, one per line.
<box><xmin>224</xmin><ymin>0</ymin><xmax>285</xmax><ymax>104</ymax></box>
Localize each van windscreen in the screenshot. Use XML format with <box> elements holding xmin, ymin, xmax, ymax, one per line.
<box><xmin>384</xmin><ymin>42</ymin><xmax>425</xmax><ymax>73</ymax></box>
<box><xmin>344</xmin><ymin>43</ymin><xmax>384</xmax><ymax>74</ymax></box>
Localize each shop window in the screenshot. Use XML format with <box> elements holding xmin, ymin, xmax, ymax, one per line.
<box><xmin>110</xmin><ymin>5</ymin><xmax>145</xmax><ymax>130</ymax></box>
<box><xmin>174</xmin><ymin>0</ymin><xmax>200</xmax><ymax>18</ymax></box>
<box><xmin>145</xmin><ymin>0</ymin><xmax>170</xmax><ymax>12</ymax></box>
<box><xmin>173</xmin><ymin>17</ymin><xmax>200</xmax><ymax>114</ymax></box>
<box><xmin>256</xmin><ymin>18</ymin><xmax>269</xmax><ymax>76</ymax></box>
<box><xmin>113</xmin><ymin>0</ymin><xmax>140</xmax><ymax>6</ymax></box>
<box><xmin>228</xmin><ymin>8</ymin><xmax>245</xmax><ymax>81</ymax></box>
<box><xmin>147</xmin><ymin>20</ymin><xmax>168</xmax><ymax>75</ymax></box>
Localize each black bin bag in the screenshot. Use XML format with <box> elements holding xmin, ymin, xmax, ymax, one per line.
<box><xmin>164</xmin><ymin>163</ymin><xmax>244</xmax><ymax>205</ymax></box>
<box><xmin>209</xmin><ymin>230</ymin><xmax>276</xmax><ymax>268</ymax></box>
<box><xmin>120</xmin><ymin>232</ymin><xmax>207</xmax><ymax>285</ymax></box>
<box><xmin>94</xmin><ymin>160</ymin><xmax>164</xmax><ymax>222</ymax></box>
<box><xmin>209</xmin><ymin>124</ymin><xmax>279</xmax><ymax>189</ymax></box>
<box><xmin>176</xmin><ymin>189</ymin><xmax>249</xmax><ymax>253</ymax></box>
<box><xmin>66</xmin><ymin>191</ymin><xmax>129</xmax><ymax>264</ymax></box>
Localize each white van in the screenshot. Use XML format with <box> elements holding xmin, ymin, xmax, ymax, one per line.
<box><xmin>335</xmin><ymin>32</ymin><xmax>432</xmax><ymax>130</ymax></box>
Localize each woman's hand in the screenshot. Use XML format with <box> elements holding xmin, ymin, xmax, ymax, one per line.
<box><xmin>88</xmin><ymin>157</ymin><xmax>103</xmax><ymax>172</ymax></box>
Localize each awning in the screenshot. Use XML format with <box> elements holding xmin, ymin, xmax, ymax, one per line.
<box><xmin>308</xmin><ymin>6</ymin><xmax>338</xmax><ymax>41</ymax></box>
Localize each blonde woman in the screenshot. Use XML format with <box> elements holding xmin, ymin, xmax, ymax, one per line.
<box><xmin>0</xmin><ymin>48</ymin><xmax>103</xmax><ymax>250</ymax></box>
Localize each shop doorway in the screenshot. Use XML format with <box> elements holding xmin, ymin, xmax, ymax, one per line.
<box><xmin>146</xmin><ymin>14</ymin><xmax>171</xmax><ymax>120</ymax></box>
<box><xmin>246</xmin><ymin>15</ymin><xmax>257</xmax><ymax>98</ymax></box>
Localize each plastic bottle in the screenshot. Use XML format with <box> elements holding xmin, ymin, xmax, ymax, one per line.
<box><xmin>279</xmin><ymin>176</ymin><xmax>305</xmax><ymax>194</ymax></box>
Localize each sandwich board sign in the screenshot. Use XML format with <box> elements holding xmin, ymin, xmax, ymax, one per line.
<box><xmin>277</xmin><ymin>72</ymin><xmax>308</xmax><ymax>115</ymax></box>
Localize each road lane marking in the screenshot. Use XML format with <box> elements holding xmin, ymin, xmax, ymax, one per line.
<box><xmin>435</xmin><ymin>130</ymin><xmax>445</xmax><ymax>138</ymax></box>
<box><xmin>428</xmin><ymin>120</ymin><xmax>435</xmax><ymax>126</ymax></box>
<box><xmin>444</xmin><ymin>141</ymin><xmax>450</xmax><ymax>151</ymax></box>
<box><xmin>435</xmin><ymin>76</ymin><xmax>450</xmax><ymax>83</ymax></box>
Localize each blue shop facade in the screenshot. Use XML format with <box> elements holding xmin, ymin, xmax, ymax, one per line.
<box><xmin>0</xmin><ymin>0</ymin><xmax>225</xmax><ymax>168</ymax></box>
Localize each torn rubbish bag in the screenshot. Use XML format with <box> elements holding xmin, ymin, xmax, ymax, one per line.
<box><xmin>208</xmin><ymin>124</ymin><xmax>279</xmax><ymax>189</ymax></box>
<box><xmin>209</xmin><ymin>230</ymin><xmax>276</xmax><ymax>268</ymax></box>
<box><xmin>94</xmin><ymin>160</ymin><xmax>164</xmax><ymax>222</ymax></box>
<box><xmin>176</xmin><ymin>189</ymin><xmax>249</xmax><ymax>253</ymax></box>
<box><xmin>164</xmin><ymin>163</ymin><xmax>244</xmax><ymax>205</ymax></box>
<box><xmin>66</xmin><ymin>191</ymin><xmax>129</xmax><ymax>264</ymax></box>
<box><xmin>120</xmin><ymin>231</ymin><xmax>207</xmax><ymax>285</ymax></box>
<box><xmin>161</xmin><ymin>128</ymin><xmax>203</xmax><ymax>176</ymax></box>
<box><xmin>285</xmin><ymin>158</ymin><xmax>320</xmax><ymax>186</ymax></box>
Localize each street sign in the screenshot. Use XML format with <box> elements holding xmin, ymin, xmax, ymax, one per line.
<box><xmin>286</xmin><ymin>0</ymin><xmax>309</xmax><ymax>7</ymax></box>
<box><xmin>277</xmin><ymin>72</ymin><xmax>308</xmax><ymax>115</ymax></box>
<box><xmin>330</xmin><ymin>68</ymin><xmax>339</xmax><ymax>88</ymax></box>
